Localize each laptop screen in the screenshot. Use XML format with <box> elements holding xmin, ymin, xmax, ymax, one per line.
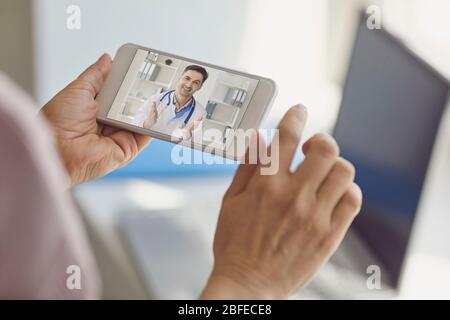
<box><xmin>333</xmin><ymin>16</ymin><xmax>449</xmax><ymax>287</ymax></box>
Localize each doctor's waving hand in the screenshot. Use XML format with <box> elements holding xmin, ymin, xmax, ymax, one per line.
<box><xmin>133</xmin><ymin>65</ymin><xmax>207</xmax><ymax>141</ymax></box>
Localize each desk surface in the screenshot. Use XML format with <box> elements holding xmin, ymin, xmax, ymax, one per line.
<box><xmin>74</xmin><ymin>176</ymin><xmax>232</xmax><ymax>299</ymax></box>
<box><xmin>74</xmin><ymin>172</ymin><xmax>450</xmax><ymax>299</ymax></box>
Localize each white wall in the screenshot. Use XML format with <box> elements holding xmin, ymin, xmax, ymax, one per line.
<box><xmin>32</xmin><ymin>0</ymin><xmax>250</xmax><ymax>106</ymax></box>
<box><xmin>382</xmin><ymin>0</ymin><xmax>450</xmax><ymax>79</ymax></box>
<box><xmin>237</xmin><ymin>0</ymin><xmax>331</xmax><ymax>131</ymax></box>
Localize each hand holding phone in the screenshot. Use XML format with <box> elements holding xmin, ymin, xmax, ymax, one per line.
<box><xmin>96</xmin><ymin>43</ymin><xmax>277</xmax><ymax>160</ymax></box>
<box><xmin>41</xmin><ymin>54</ymin><xmax>152</xmax><ymax>186</ymax></box>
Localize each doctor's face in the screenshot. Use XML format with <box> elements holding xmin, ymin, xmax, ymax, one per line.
<box><xmin>176</xmin><ymin>70</ymin><xmax>203</xmax><ymax>98</ymax></box>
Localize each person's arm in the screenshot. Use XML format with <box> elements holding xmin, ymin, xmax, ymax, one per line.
<box><xmin>200</xmin><ymin>105</ymin><xmax>362</xmax><ymax>299</ymax></box>
<box><xmin>0</xmin><ymin>73</ymin><xmax>100</xmax><ymax>299</ymax></box>
<box><xmin>41</xmin><ymin>54</ymin><xmax>152</xmax><ymax>187</ymax></box>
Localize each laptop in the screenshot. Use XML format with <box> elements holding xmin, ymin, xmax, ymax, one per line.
<box><xmin>297</xmin><ymin>14</ymin><xmax>449</xmax><ymax>299</ymax></box>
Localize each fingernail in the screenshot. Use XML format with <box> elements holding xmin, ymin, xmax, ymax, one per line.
<box><xmin>97</xmin><ymin>53</ymin><xmax>111</xmax><ymax>65</ymax></box>
<box><xmin>294</xmin><ymin>104</ymin><xmax>307</xmax><ymax>112</ymax></box>
<box><xmin>97</xmin><ymin>53</ymin><xmax>105</xmax><ymax>62</ymax></box>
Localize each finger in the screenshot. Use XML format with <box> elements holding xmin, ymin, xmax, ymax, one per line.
<box><xmin>272</xmin><ymin>105</ymin><xmax>307</xmax><ymax>173</ymax></box>
<box><xmin>293</xmin><ymin>133</ymin><xmax>339</xmax><ymax>192</ymax></box>
<box><xmin>133</xmin><ymin>133</ymin><xmax>152</xmax><ymax>151</ymax></box>
<box><xmin>102</xmin><ymin>124</ymin><xmax>121</xmax><ymax>136</ymax></box>
<box><xmin>331</xmin><ymin>183</ymin><xmax>362</xmax><ymax>232</ymax></box>
<box><xmin>103</xmin><ymin>124</ymin><xmax>151</xmax><ymax>152</ymax></box>
<box><xmin>193</xmin><ymin>117</ymin><xmax>203</xmax><ymax>129</ymax></box>
<box><xmin>97</xmin><ymin>122</ymin><xmax>105</xmax><ymax>135</ymax></box>
<box><xmin>225</xmin><ymin>130</ymin><xmax>266</xmax><ymax>197</ymax></box>
<box><xmin>75</xmin><ymin>53</ymin><xmax>112</xmax><ymax>97</ymax></box>
<box><xmin>316</xmin><ymin>158</ymin><xmax>355</xmax><ymax>212</ymax></box>
<box><xmin>184</xmin><ymin>117</ymin><xmax>202</xmax><ymax>132</ymax></box>
<box><xmin>184</xmin><ymin>123</ymin><xmax>192</xmax><ymax>130</ymax></box>
<box><xmin>152</xmin><ymin>102</ymin><xmax>158</xmax><ymax>118</ymax></box>
<box><xmin>107</xmin><ymin>131</ymin><xmax>152</xmax><ymax>164</ymax></box>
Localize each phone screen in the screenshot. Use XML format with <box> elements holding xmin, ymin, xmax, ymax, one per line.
<box><xmin>107</xmin><ymin>49</ymin><xmax>259</xmax><ymax>150</ymax></box>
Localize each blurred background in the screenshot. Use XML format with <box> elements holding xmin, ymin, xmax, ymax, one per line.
<box><xmin>1</xmin><ymin>0</ymin><xmax>449</xmax><ymax>299</ymax></box>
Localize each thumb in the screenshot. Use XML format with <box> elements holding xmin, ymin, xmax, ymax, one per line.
<box><xmin>193</xmin><ymin>117</ymin><xmax>203</xmax><ymax>128</ymax></box>
<box><xmin>75</xmin><ymin>53</ymin><xmax>112</xmax><ymax>97</ymax></box>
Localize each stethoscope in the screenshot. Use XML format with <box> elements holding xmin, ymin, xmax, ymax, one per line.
<box><xmin>159</xmin><ymin>89</ymin><xmax>196</xmax><ymax>127</ymax></box>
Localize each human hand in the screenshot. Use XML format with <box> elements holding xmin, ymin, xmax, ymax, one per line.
<box><xmin>201</xmin><ymin>105</ymin><xmax>362</xmax><ymax>299</ymax></box>
<box><xmin>180</xmin><ymin>116</ymin><xmax>203</xmax><ymax>140</ymax></box>
<box><xmin>143</xmin><ymin>101</ymin><xmax>158</xmax><ymax>129</ymax></box>
<box><xmin>41</xmin><ymin>54</ymin><xmax>152</xmax><ymax>186</ymax></box>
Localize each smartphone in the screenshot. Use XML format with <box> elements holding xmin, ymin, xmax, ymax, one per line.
<box><xmin>96</xmin><ymin>43</ymin><xmax>277</xmax><ymax>160</ymax></box>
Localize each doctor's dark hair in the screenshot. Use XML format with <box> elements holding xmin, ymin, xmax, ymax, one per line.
<box><xmin>182</xmin><ymin>65</ymin><xmax>208</xmax><ymax>84</ymax></box>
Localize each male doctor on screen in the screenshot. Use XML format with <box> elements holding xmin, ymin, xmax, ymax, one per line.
<box><xmin>133</xmin><ymin>64</ymin><xmax>207</xmax><ymax>141</ymax></box>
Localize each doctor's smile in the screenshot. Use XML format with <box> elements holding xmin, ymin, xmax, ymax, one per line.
<box><xmin>181</xmin><ymin>86</ymin><xmax>192</xmax><ymax>94</ymax></box>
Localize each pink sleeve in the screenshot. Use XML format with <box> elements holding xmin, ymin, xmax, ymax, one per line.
<box><xmin>0</xmin><ymin>73</ymin><xmax>101</xmax><ymax>299</ymax></box>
